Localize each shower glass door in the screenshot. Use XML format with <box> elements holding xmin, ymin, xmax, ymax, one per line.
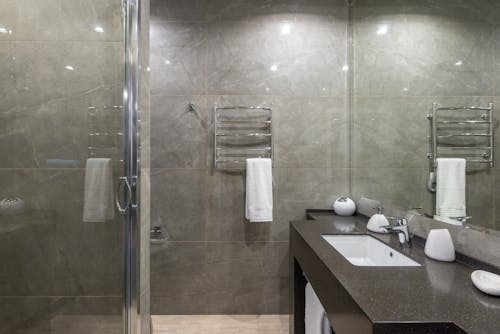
<box><xmin>0</xmin><ymin>1</ymin><xmax>139</xmax><ymax>333</ymax></box>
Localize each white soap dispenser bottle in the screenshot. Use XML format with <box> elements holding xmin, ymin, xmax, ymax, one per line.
<box><xmin>367</xmin><ymin>207</ymin><xmax>390</xmax><ymax>233</ymax></box>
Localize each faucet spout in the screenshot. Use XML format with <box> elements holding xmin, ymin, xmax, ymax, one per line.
<box><xmin>381</xmin><ymin>216</ymin><xmax>412</xmax><ymax>248</ymax></box>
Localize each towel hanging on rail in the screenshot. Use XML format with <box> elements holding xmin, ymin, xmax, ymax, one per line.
<box><xmin>245</xmin><ymin>158</ymin><xmax>273</xmax><ymax>222</ymax></box>
<box><xmin>435</xmin><ymin>158</ymin><xmax>466</xmax><ymax>223</ymax></box>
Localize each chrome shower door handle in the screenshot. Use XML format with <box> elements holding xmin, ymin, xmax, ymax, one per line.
<box><xmin>116</xmin><ymin>176</ymin><xmax>132</xmax><ymax>214</ymax></box>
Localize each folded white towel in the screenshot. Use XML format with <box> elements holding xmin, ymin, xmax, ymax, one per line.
<box><xmin>83</xmin><ymin>158</ymin><xmax>114</xmax><ymax>222</ymax></box>
<box><xmin>436</xmin><ymin>158</ymin><xmax>466</xmax><ymax>221</ymax></box>
<box><xmin>305</xmin><ymin>283</ymin><xmax>331</xmax><ymax>334</ymax></box>
<box><xmin>245</xmin><ymin>158</ymin><xmax>273</xmax><ymax>222</ymax></box>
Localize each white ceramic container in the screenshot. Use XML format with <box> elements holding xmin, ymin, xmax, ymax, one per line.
<box><xmin>333</xmin><ymin>197</ymin><xmax>356</xmax><ymax>216</ymax></box>
<box><xmin>471</xmin><ymin>270</ymin><xmax>500</xmax><ymax>297</ymax></box>
<box><xmin>424</xmin><ymin>229</ymin><xmax>456</xmax><ymax>262</ymax></box>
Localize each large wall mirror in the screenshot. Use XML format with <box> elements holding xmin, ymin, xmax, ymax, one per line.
<box><xmin>350</xmin><ymin>0</ymin><xmax>500</xmax><ymax>232</ymax></box>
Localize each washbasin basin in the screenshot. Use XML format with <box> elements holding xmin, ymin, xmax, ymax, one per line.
<box><xmin>322</xmin><ymin>234</ymin><xmax>421</xmax><ymax>267</ymax></box>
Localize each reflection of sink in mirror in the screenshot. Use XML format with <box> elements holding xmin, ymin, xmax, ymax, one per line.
<box><xmin>322</xmin><ymin>234</ymin><xmax>421</xmax><ymax>267</ymax></box>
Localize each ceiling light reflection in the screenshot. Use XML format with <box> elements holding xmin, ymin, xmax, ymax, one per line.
<box><xmin>0</xmin><ymin>27</ymin><xmax>12</xmax><ymax>34</ymax></box>
<box><xmin>281</xmin><ymin>23</ymin><xmax>291</xmax><ymax>35</ymax></box>
<box><xmin>377</xmin><ymin>25</ymin><xmax>388</xmax><ymax>35</ymax></box>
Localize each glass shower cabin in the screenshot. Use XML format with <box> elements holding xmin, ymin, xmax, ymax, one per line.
<box><xmin>0</xmin><ymin>1</ymin><xmax>146</xmax><ymax>333</ymax></box>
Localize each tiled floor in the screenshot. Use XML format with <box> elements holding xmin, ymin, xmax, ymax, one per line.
<box><xmin>51</xmin><ymin>315</ymin><xmax>121</xmax><ymax>334</ymax></box>
<box><xmin>152</xmin><ymin>315</ymin><xmax>290</xmax><ymax>334</ymax></box>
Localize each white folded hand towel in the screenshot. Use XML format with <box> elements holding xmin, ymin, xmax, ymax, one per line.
<box><xmin>245</xmin><ymin>158</ymin><xmax>273</xmax><ymax>222</ymax></box>
<box><xmin>436</xmin><ymin>158</ymin><xmax>466</xmax><ymax>221</ymax></box>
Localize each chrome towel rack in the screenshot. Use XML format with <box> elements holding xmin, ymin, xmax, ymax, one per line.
<box><xmin>427</xmin><ymin>103</ymin><xmax>494</xmax><ymax>168</ymax></box>
<box><xmin>213</xmin><ymin>105</ymin><xmax>273</xmax><ymax>170</ymax></box>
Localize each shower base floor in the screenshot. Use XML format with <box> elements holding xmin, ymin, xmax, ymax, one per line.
<box><xmin>152</xmin><ymin>314</ymin><xmax>289</xmax><ymax>334</ymax></box>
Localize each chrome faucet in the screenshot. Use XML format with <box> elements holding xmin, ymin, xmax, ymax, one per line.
<box><xmin>449</xmin><ymin>216</ymin><xmax>472</xmax><ymax>224</ymax></box>
<box><xmin>381</xmin><ymin>216</ymin><xmax>412</xmax><ymax>248</ymax></box>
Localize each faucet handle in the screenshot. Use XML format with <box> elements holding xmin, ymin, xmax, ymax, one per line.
<box><xmin>397</xmin><ymin>217</ymin><xmax>408</xmax><ymax>226</ymax></box>
<box><xmin>449</xmin><ymin>216</ymin><xmax>472</xmax><ymax>223</ymax></box>
<box><xmin>386</xmin><ymin>216</ymin><xmax>408</xmax><ymax>226</ymax></box>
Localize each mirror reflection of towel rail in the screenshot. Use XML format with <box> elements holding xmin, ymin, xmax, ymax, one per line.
<box><xmin>435</xmin><ymin>106</ymin><xmax>491</xmax><ymax>111</ymax></box>
<box><xmin>216</xmin><ymin>133</ymin><xmax>272</xmax><ymax>137</ymax></box>
<box><xmin>427</xmin><ymin>102</ymin><xmax>494</xmax><ymax>168</ymax></box>
<box><xmin>437</xmin><ymin>133</ymin><xmax>492</xmax><ymax>138</ymax></box>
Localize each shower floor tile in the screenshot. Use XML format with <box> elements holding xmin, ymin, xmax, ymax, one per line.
<box><xmin>51</xmin><ymin>315</ymin><xmax>122</xmax><ymax>334</ymax></box>
<box><xmin>152</xmin><ymin>315</ymin><xmax>289</xmax><ymax>334</ymax></box>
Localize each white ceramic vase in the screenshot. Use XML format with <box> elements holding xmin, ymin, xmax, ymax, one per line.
<box><xmin>333</xmin><ymin>197</ymin><xmax>356</xmax><ymax>216</ymax></box>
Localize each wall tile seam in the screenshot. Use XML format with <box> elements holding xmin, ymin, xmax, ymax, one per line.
<box><xmin>150</xmin><ymin>19</ymin><xmax>298</xmax><ymax>24</ymax></box>
<box><xmin>0</xmin><ymin>39</ymin><xmax>124</xmax><ymax>43</ymax></box>
<box><xmin>0</xmin><ymin>295</ymin><xmax>124</xmax><ymax>298</ymax></box>
<box><xmin>151</xmin><ymin>240</ymin><xmax>290</xmax><ymax>244</ymax></box>
<box><xmin>0</xmin><ymin>168</ymin><xmax>88</xmax><ymax>171</ymax></box>
<box><xmin>151</xmin><ymin>240</ymin><xmax>288</xmax><ymax>243</ymax></box>
<box><xmin>149</xmin><ymin>18</ymin><xmax>299</xmax><ymax>25</ymax></box>
<box><xmin>150</xmin><ymin>93</ymin><xmax>348</xmax><ymax>99</ymax></box>
<box><xmin>150</xmin><ymin>167</ymin><xmax>350</xmax><ymax>170</ymax></box>
<box><xmin>149</xmin><ymin>167</ymin><xmax>350</xmax><ymax>171</ymax></box>
<box><xmin>352</xmin><ymin>95</ymin><xmax>500</xmax><ymax>99</ymax></box>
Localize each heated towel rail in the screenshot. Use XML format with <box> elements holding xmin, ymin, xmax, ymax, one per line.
<box><xmin>213</xmin><ymin>105</ymin><xmax>273</xmax><ymax>170</ymax></box>
<box><xmin>427</xmin><ymin>103</ymin><xmax>494</xmax><ymax>168</ymax></box>
<box><xmin>87</xmin><ymin>105</ymin><xmax>124</xmax><ymax>163</ymax></box>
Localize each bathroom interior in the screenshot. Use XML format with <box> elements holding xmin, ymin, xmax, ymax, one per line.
<box><xmin>1</xmin><ymin>0</ymin><xmax>500</xmax><ymax>333</ymax></box>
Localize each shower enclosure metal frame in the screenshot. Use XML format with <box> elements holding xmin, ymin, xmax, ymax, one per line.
<box><xmin>121</xmin><ymin>0</ymin><xmax>143</xmax><ymax>333</ymax></box>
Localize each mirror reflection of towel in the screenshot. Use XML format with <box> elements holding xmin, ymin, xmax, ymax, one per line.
<box><xmin>83</xmin><ymin>158</ymin><xmax>114</xmax><ymax>222</ymax></box>
<box><xmin>436</xmin><ymin>158</ymin><xmax>466</xmax><ymax>220</ymax></box>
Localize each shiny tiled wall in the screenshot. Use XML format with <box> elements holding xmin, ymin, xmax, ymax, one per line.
<box><xmin>149</xmin><ymin>0</ymin><xmax>349</xmax><ymax>314</ymax></box>
<box><xmin>0</xmin><ymin>1</ymin><xmax>125</xmax><ymax>333</ymax></box>
<box><xmin>351</xmin><ymin>0</ymin><xmax>500</xmax><ymax>231</ymax></box>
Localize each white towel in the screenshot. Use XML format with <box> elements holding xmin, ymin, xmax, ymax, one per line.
<box><xmin>305</xmin><ymin>283</ymin><xmax>331</xmax><ymax>334</ymax></box>
<box><xmin>245</xmin><ymin>158</ymin><xmax>273</xmax><ymax>222</ymax></box>
<box><xmin>436</xmin><ymin>158</ymin><xmax>466</xmax><ymax>221</ymax></box>
<box><xmin>83</xmin><ymin>158</ymin><xmax>114</xmax><ymax>222</ymax></box>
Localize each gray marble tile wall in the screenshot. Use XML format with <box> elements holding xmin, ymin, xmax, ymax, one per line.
<box><xmin>0</xmin><ymin>0</ymin><xmax>126</xmax><ymax>333</ymax></box>
<box><xmin>351</xmin><ymin>0</ymin><xmax>500</xmax><ymax>231</ymax></box>
<box><xmin>149</xmin><ymin>0</ymin><xmax>349</xmax><ymax>314</ymax></box>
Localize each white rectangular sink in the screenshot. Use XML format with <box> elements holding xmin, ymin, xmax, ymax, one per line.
<box><xmin>322</xmin><ymin>234</ymin><xmax>421</xmax><ymax>267</ymax></box>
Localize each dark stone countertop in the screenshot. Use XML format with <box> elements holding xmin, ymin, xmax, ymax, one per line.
<box><xmin>291</xmin><ymin>214</ymin><xmax>500</xmax><ymax>334</ymax></box>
